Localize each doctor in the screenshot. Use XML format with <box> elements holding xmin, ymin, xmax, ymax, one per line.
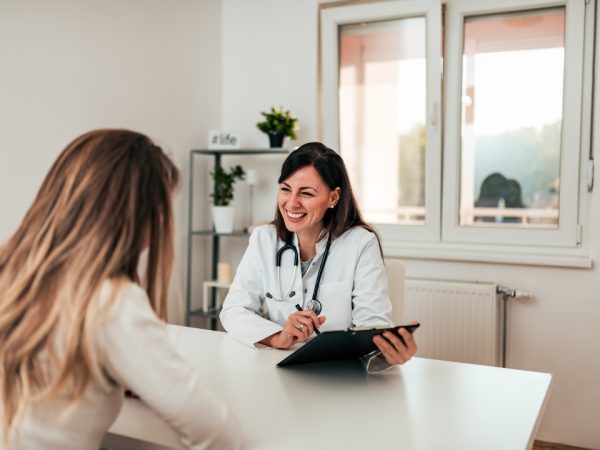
<box><xmin>220</xmin><ymin>142</ymin><xmax>416</xmax><ymax>370</ymax></box>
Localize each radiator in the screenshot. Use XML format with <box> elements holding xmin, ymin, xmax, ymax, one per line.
<box><xmin>403</xmin><ymin>278</ymin><xmax>502</xmax><ymax>367</ymax></box>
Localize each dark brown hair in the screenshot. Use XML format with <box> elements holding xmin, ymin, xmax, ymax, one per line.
<box><xmin>272</xmin><ymin>142</ymin><xmax>381</xmax><ymax>252</ymax></box>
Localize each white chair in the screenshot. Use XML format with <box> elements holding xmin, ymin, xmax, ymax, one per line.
<box><xmin>384</xmin><ymin>258</ymin><xmax>405</xmax><ymax>324</ymax></box>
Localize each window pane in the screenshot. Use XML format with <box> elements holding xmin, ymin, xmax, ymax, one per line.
<box><xmin>459</xmin><ymin>8</ymin><xmax>564</xmax><ymax>228</ymax></box>
<box><xmin>339</xmin><ymin>17</ymin><xmax>426</xmax><ymax>225</ymax></box>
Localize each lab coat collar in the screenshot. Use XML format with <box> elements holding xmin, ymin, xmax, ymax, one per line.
<box><xmin>290</xmin><ymin>229</ymin><xmax>331</xmax><ymax>259</ymax></box>
<box><xmin>315</xmin><ymin>230</ymin><xmax>331</xmax><ymax>257</ymax></box>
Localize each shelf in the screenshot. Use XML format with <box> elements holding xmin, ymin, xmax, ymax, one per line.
<box><xmin>191</xmin><ymin>148</ymin><xmax>290</xmax><ymax>156</ymax></box>
<box><xmin>204</xmin><ymin>281</ymin><xmax>232</xmax><ymax>288</ymax></box>
<box><xmin>202</xmin><ymin>281</ymin><xmax>231</xmax><ymax>312</ymax></box>
<box><xmin>191</xmin><ymin>229</ymin><xmax>250</xmax><ymax>237</ymax></box>
<box><xmin>187</xmin><ymin>148</ymin><xmax>288</xmax><ymax>329</ymax></box>
<box><xmin>189</xmin><ymin>307</ymin><xmax>221</xmax><ymax>319</ymax></box>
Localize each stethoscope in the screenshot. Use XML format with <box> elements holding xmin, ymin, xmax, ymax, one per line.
<box><xmin>265</xmin><ymin>234</ymin><xmax>332</xmax><ymax>315</ymax></box>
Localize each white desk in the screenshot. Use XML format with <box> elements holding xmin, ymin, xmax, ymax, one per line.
<box><xmin>103</xmin><ymin>326</ymin><xmax>551</xmax><ymax>450</ymax></box>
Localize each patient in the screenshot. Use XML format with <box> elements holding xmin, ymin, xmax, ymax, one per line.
<box><xmin>0</xmin><ymin>130</ymin><xmax>241</xmax><ymax>450</ymax></box>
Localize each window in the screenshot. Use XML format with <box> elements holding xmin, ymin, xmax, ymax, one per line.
<box><xmin>460</xmin><ymin>8</ymin><xmax>564</xmax><ymax>229</ymax></box>
<box><xmin>339</xmin><ymin>17</ymin><xmax>427</xmax><ymax>225</ymax></box>
<box><xmin>321</xmin><ymin>0</ymin><xmax>594</xmax><ymax>261</ymax></box>
<box><xmin>322</xmin><ymin>0</ymin><xmax>442</xmax><ymax>242</ymax></box>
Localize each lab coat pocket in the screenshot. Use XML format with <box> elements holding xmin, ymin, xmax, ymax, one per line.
<box><xmin>316</xmin><ymin>280</ymin><xmax>353</xmax><ymax>332</ymax></box>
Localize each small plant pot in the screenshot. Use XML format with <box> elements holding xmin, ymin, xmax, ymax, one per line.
<box><xmin>212</xmin><ymin>206</ymin><xmax>235</xmax><ymax>233</ymax></box>
<box><xmin>268</xmin><ymin>132</ymin><xmax>284</xmax><ymax>148</ymax></box>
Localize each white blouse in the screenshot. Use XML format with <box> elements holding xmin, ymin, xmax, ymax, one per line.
<box><xmin>5</xmin><ymin>281</ymin><xmax>241</xmax><ymax>450</ymax></box>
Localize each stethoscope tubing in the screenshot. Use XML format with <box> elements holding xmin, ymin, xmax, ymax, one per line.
<box><xmin>310</xmin><ymin>235</ymin><xmax>332</xmax><ymax>302</ymax></box>
<box><xmin>267</xmin><ymin>234</ymin><xmax>332</xmax><ymax>308</ymax></box>
<box><xmin>276</xmin><ymin>242</ymin><xmax>298</xmax><ymax>266</ymax></box>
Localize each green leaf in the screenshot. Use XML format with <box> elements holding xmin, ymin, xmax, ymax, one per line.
<box><xmin>256</xmin><ymin>105</ymin><xmax>299</xmax><ymax>140</ymax></box>
<box><xmin>209</xmin><ymin>165</ymin><xmax>246</xmax><ymax>206</ymax></box>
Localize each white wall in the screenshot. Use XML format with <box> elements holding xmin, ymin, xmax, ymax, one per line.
<box><xmin>222</xmin><ymin>0</ymin><xmax>319</xmax><ymax>146</ymax></box>
<box><xmin>208</xmin><ymin>0</ymin><xmax>321</xmax><ymax>289</ymax></box>
<box><xmin>219</xmin><ymin>1</ymin><xmax>600</xmax><ymax>448</ymax></box>
<box><xmin>0</xmin><ymin>0</ymin><xmax>223</xmax><ymax>318</ymax></box>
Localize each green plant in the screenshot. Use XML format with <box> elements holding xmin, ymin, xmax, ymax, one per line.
<box><xmin>256</xmin><ymin>106</ymin><xmax>299</xmax><ymax>139</ymax></box>
<box><xmin>210</xmin><ymin>165</ymin><xmax>245</xmax><ymax>206</ymax></box>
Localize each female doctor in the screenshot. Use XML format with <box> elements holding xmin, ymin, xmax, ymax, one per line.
<box><xmin>219</xmin><ymin>142</ymin><xmax>417</xmax><ymax>370</ymax></box>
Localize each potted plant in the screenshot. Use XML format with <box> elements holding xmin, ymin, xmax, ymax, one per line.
<box><xmin>210</xmin><ymin>165</ymin><xmax>245</xmax><ymax>233</ymax></box>
<box><xmin>256</xmin><ymin>106</ymin><xmax>299</xmax><ymax>148</ymax></box>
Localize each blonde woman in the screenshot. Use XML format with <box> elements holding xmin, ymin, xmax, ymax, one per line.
<box><xmin>0</xmin><ymin>130</ymin><xmax>241</xmax><ymax>450</ymax></box>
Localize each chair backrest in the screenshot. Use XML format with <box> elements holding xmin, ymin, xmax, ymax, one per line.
<box><xmin>384</xmin><ymin>258</ymin><xmax>405</xmax><ymax>324</ymax></box>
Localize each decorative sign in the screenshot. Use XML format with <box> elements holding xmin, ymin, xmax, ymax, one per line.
<box><xmin>208</xmin><ymin>130</ymin><xmax>240</xmax><ymax>149</ymax></box>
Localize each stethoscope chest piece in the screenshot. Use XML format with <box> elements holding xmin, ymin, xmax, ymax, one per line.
<box><xmin>305</xmin><ymin>298</ymin><xmax>322</xmax><ymax>315</ymax></box>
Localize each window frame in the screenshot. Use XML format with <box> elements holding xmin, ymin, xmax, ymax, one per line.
<box><xmin>319</xmin><ymin>0</ymin><xmax>595</xmax><ymax>267</ymax></box>
<box><xmin>320</xmin><ymin>0</ymin><xmax>443</xmax><ymax>243</ymax></box>
<box><xmin>442</xmin><ymin>0</ymin><xmax>588</xmax><ymax>248</ymax></box>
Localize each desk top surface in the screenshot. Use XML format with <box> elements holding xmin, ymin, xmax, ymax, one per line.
<box><xmin>106</xmin><ymin>325</ymin><xmax>552</xmax><ymax>450</ymax></box>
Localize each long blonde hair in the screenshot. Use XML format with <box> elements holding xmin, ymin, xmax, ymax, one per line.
<box><xmin>0</xmin><ymin>129</ymin><xmax>179</xmax><ymax>438</ymax></box>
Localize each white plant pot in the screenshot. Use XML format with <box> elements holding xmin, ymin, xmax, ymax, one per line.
<box><xmin>212</xmin><ymin>206</ymin><xmax>235</xmax><ymax>233</ymax></box>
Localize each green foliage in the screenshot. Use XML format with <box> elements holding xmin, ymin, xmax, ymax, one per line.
<box><xmin>256</xmin><ymin>106</ymin><xmax>299</xmax><ymax>139</ymax></box>
<box><xmin>397</xmin><ymin>124</ymin><xmax>426</xmax><ymax>207</ymax></box>
<box><xmin>474</xmin><ymin>121</ymin><xmax>561</xmax><ymax>207</ymax></box>
<box><xmin>210</xmin><ymin>165</ymin><xmax>245</xmax><ymax>206</ymax></box>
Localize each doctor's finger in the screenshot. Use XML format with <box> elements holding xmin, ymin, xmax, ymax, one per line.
<box><xmin>287</xmin><ymin>316</ymin><xmax>311</xmax><ymax>339</ymax></box>
<box><xmin>382</xmin><ymin>331</ymin><xmax>414</xmax><ymax>362</ymax></box>
<box><xmin>295</xmin><ymin>316</ymin><xmax>314</xmax><ymax>338</ymax></box>
<box><xmin>373</xmin><ymin>335</ymin><xmax>403</xmax><ymax>365</ymax></box>
<box><xmin>288</xmin><ymin>311</ymin><xmax>314</xmax><ymax>337</ymax></box>
<box><xmin>396</xmin><ymin>328</ymin><xmax>417</xmax><ymax>356</ymax></box>
<box><xmin>382</xmin><ymin>331</ymin><xmax>411</xmax><ymax>356</ymax></box>
<box><xmin>296</xmin><ymin>310</ymin><xmax>321</xmax><ymax>328</ymax></box>
<box><xmin>374</xmin><ymin>335</ymin><xmax>409</xmax><ymax>365</ymax></box>
<box><xmin>285</xmin><ymin>324</ymin><xmax>306</xmax><ymax>342</ymax></box>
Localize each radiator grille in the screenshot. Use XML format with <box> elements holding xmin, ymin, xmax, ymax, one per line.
<box><xmin>404</xmin><ymin>278</ymin><xmax>502</xmax><ymax>366</ymax></box>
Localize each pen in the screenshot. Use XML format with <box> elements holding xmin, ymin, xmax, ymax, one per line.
<box><xmin>295</xmin><ymin>304</ymin><xmax>321</xmax><ymax>335</ymax></box>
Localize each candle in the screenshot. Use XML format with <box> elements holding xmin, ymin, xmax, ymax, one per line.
<box><xmin>217</xmin><ymin>261</ymin><xmax>234</xmax><ymax>284</ymax></box>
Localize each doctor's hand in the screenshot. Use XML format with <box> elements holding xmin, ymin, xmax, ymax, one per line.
<box><xmin>264</xmin><ymin>310</ymin><xmax>326</xmax><ymax>349</ymax></box>
<box><xmin>372</xmin><ymin>322</ymin><xmax>418</xmax><ymax>365</ymax></box>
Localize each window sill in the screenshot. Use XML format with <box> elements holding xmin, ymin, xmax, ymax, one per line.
<box><xmin>382</xmin><ymin>241</ymin><xmax>593</xmax><ymax>269</ymax></box>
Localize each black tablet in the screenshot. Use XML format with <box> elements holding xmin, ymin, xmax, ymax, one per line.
<box><xmin>276</xmin><ymin>323</ymin><xmax>420</xmax><ymax>367</ymax></box>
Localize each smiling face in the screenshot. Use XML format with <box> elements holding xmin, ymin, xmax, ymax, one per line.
<box><xmin>277</xmin><ymin>165</ymin><xmax>340</xmax><ymax>243</ymax></box>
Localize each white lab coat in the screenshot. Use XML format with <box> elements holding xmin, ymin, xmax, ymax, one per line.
<box><xmin>220</xmin><ymin>224</ymin><xmax>393</xmax><ymax>347</ymax></box>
